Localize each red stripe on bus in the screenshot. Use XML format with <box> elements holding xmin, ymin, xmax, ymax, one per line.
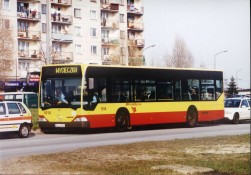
<box><xmin>83</xmin><ymin>110</ymin><xmax>224</xmax><ymax>128</ymax></box>
<box><xmin>198</xmin><ymin>110</ymin><xmax>224</xmax><ymax>121</ymax></box>
<box><xmin>76</xmin><ymin>114</ymin><xmax>115</xmax><ymax>128</ymax></box>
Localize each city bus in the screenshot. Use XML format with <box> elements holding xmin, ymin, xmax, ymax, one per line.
<box><xmin>38</xmin><ymin>64</ymin><xmax>224</xmax><ymax>132</ymax></box>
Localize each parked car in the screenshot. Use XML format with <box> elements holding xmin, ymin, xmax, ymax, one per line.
<box><xmin>224</xmin><ymin>97</ymin><xmax>250</xmax><ymax>124</ymax></box>
<box><xmin>0</xmin><ymin>100</ymin><xmax>33</xmax><ymax>138</ymax></box>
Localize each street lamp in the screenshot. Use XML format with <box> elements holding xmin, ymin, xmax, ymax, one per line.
<box><xmin>214</xmin><ymin>50</ymin><xmax>227</xmax><ymax>69</ymax></box>
<box><xmin>142</xmin><ymin>44</ymin><xmax>155</xmax><ymax>53</ymax></box>
<box><xmin>141</xmin><ymin>44</ymin><xmax>155</xmax><ymax>66</ymax></box>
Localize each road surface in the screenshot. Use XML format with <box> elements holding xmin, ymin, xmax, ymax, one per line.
<box><xmin>0</xmin><ymin>122</ymin><xmax>250</xmax><ymax>160</ymax></box>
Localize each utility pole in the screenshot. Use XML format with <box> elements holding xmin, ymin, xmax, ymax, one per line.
<box><xmin>46</xmin><ymin>0</ymin><xmax>51</xmax><ymax>64</ymax></box>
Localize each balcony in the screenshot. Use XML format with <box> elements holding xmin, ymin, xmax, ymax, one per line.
<box><xmin>17</xmin><ymin>11</ymin><xmax>41</xmax><ymax>21</ymax></box>
<box><xmin>127</xmin><ymin>21</ymin><xmax>144</xmax><ymax>31</ymax></box>
<box><xmin>101</xmin><ymin>3</ymin><xmax>119</xmax><ymax>12</ymax></box>
<box><xmin>128</xmin><ymin>56</ymin><xmax>145</xmax><ymax>66</ymax></box>
<box><xmin>51</xmin><ymin>0</ymin><xmax>72</xmax><ymax>6</ymax></box>
<box><xmin>101</xmin><ymin>54</ymin><xmax>121</xmax><ymax>65</ymax></box>
<box><xmin>18</xmin><ymin>50</ymin><xmax>43</xmax><ymax>60</ymax></box>
<box><xmin>51</xmin><ymin>13</ymin><xmax>72</xmax><ymax>25</ymax></box>
<box><xmin>18</xmin><ymin>31</ymin><xmax>41</xmax><ymax>41</ymax></box>
<box><xmin>101</xmin><ymin>37</ymin><xmax>119</xmax><ymax>46</ymax></box>
<box><xmin>101</xmin><ymin>19</ymin><xmax>119</xmax><ymax>29</ymax></box>
<box><xmin>52</xmin><ymin>33</ymin><xmax>73</xmax><ymax>42</ymax></box>
<box><xmin>51</xmin><ymin>51</ymin><xmax>73</xmax><ymax>63</ymax></box>
<box><xmin>127</xmin><ymin>5</ymin><xmax>144</xmax><ymax>15</ymax></box>
<box><xmin>128</xmin><ymin>39</ymin><xmax>145</xmax><ymax>48</ymax></box>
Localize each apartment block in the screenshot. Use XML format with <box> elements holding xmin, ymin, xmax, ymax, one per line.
<box><xmin>0</xmin><ymin>0</ymin><xmax>144</xmax><ymax>89</ymax></box>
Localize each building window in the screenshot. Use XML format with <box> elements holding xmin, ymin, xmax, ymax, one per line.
<box><xmin>52</xmin><ymin>43</ymin><xmax>62</xmax><ymax>52</ymax></box>
<box><xmin>18</xmin><ymin>21</ymin><xmax>29</xmax><ymax>32</ymax></box>
<box><xmin>119</xmin><ymin>14</ymin><xmax>124</xmax><ymax>23</ymax></box>
<box><xmin>120</xmin><ymin>47</ymin><xmax>126</xmax><ymax>56</ymax></box>
<box><xmin>75</xmin><ymin>44</ymin><xmax>82</xmax><ymax>54</ymax></box>
<box><xmin>3</xmin><ymin>0</ymin><xmax>9</xmax><ymax>10</ymax></box>
<box><xmin>52</xmin><ymin>24</ymin><xmax>68</xmax><ymax>34</ymax></box>
<box><xmin>18</xmin><ymin>41</ymin><xmax>29</xmax><ymax>51</ymax></box>
<box><xmin>101</xmin><ymin>11</ymin><xmax>108</xmax><ymax>19</ymax></box>
<box><xmin>0</xmin><ymin>60</ymin><xmax>12</xmax><ymax>70</ymax></box>
<box><xmin>19</xmin><ymin>62</ymin><xmax>30</xmax><ymax>71</ymax></box>
<box><xmin>120</xmin><ymin>0</ymin><xmax>124</xmax><ymax>5</ymax></box>
<box><xmin>102</xmin><ymin>47</ymin><xmax>109</xmax><ymax>55</ymax></box>
<box><xmin>75</xmin><ymin>26</ymin><xmax>82</xmax><ymax>36</ymax></box>
<box><xmin>90</xmin><ymin>10</ymin><xmax>97</xmax><ymax>20</ymax></box>
<box><xmin>3</xmin><ymin>41</ymin><xmax>11</xmax><ymax>49</ymax></box>
<box><xmin>42</xmin><ymin>23</ymin><xmax>46</xmax><ymax>33</ymax></box>
<box><xmin>90</xmin><ymin>28</ymin><xmax>97</xmax><ymax>37</ymax></box>
<box><xmin>41</xmin><ymin>4</ymin><xmax>46</xmax><ymax>14</ymax></box>
<box><xmin>91</xmin><ymin>45</ymin><xmax>97</xmax><ymax>54</ymax></box>
<box><xmin>120</xmin><ymin>30</ymin><xmax>125</xmax><ymax>39</ymax></box>
<box><xmin>2</xmin><ymin>19</ymin><xmax>10</xmax><ymax>29</ymax></box>
<box><xmin>5</xmin><ymin>19</ymin><xmax>10</xmax><ymax>29</ymax></box>
<box><xmin>74</xmin><ymin>8</ymin><xmax>81</xmax><ymax>18</ymax></box>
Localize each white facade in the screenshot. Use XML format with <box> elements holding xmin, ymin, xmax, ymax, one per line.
<box><xmin>1</xmin><ymin>0</ymin><xmax>144</xmax><ymax>82</ymax></box>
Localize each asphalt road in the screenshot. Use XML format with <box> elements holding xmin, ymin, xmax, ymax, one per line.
<box><xmin>0</xmin><ymin>122</ymin><xmax>250</xmax><ymax>160</ymax></box>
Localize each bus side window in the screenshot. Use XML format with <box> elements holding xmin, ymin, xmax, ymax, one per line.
<box><xmin>183</xmin><ymin>91</ymin><xmax>191</xmax><ymax>100</ymax></box>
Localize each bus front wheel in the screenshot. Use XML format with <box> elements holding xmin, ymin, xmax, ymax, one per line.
<box><xmin>115</xmin><ymin>111</ymin><xmax>129</xmax><ymax>132</ymax></box>
<box><xmin>186</xmin><ymin>107</ymin><xmax>198</xmax><ymax>128</ymax></box>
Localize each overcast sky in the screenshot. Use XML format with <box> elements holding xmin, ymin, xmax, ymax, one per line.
<box><xmin>143</xmin><ymin>0</ymin><xmax>250</xmax><ymax>89</ymax></box>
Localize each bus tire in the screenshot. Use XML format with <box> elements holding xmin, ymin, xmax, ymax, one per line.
<box><xmin>186</xmin><ymin>107</ymin><xmax>198</xmax><ymax>128</ymax></box>
<box><xmin>18</xmin><ymin>124</ymin><xmax>30</xmax><ymax>138</ymax></box>
<box><xmin>40</xmin><ymin>127</ymin><xmax>50</xmax><ymax>134</ymax></box>
<box><xmin>232</xmin><ymin>113</ymin><xmax>239</xmax><ymax>124</ymax></box>
<box><xmin>115</xmin><ymin>110</ymin><xmax>129</xmax><ymax>132</ymax></box>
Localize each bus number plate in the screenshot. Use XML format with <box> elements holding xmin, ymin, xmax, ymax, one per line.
<box><xmin>55</xmin><ymin>124</ymin><xmax>65</xmax><ymax>128</ymax></box>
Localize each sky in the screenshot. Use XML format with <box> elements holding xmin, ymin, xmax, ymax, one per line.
<box><xmin>143</xmin><ymin>0</ymin><xmax>250</xmax><ymax>89</ymax></box>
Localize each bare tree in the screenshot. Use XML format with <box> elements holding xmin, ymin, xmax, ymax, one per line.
<box><xmin>164</xmin><ymin>36</ymin><xmax>194</xmax><ymax>68</ymax></box>
<box><xmin>0</xmin><ymin>8</ymin><xmax>14</xmax><ymax>84</ymax></box>
<box><xmin>128</xmin><ymin>46</ymin><xmax>144</xmax><ymax>66</ymax></box>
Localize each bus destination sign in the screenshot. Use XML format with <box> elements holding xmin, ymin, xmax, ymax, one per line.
<box><xmin>55</xmin><ymin>67</ymin><xmax>78</xmax><ymax>74</ymax></box>
<box><xmin>42</xmin><ymin>65</ymin><xmax>82</xmax><ymax>78</ymax></box>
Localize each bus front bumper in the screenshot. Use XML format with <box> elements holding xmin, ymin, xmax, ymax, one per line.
<box><xmin>38</xmin><ymin>121</ymin><xmax>90</xmax><ymax>129</ymax></box>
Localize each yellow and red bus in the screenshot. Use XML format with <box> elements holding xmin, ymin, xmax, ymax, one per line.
<box><xmin>38</xmin><ymin>64</ymin><xmax>224</xmax><ymax>132</ymax></box>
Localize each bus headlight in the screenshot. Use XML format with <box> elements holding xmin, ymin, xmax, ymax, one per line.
<box><xmin>74</xmin><ymin>117</ymin><xmax>88</xmax><ymax>122</ymax></box>
<box><xmin>39</xmin><ymin>117</ymin><xmax>47</xmax><ymax>122</ymax></box>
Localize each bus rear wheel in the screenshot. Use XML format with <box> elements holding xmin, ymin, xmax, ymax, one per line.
<box><xmin>186</xmin><ymin>107</ymin><xmax>198</xmax><ymax>128</ymax></box>
<box><xmin>115</xmin><ymin>111</ymin><xmax>129</xmax><ymax>132</ymax></box>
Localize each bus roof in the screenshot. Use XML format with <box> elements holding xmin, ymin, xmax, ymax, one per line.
<box><xmin>43</xmin><ymin>63</ymin><xmax>223</xmax><ymax>73</ymax></box>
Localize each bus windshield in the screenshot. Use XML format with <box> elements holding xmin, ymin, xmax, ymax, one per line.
<box><xmin>40</xmin><ymin>77</ymin><xmax>82</xmax><ymax>109</ymax></box>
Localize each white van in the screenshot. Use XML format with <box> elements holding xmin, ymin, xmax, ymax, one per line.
<box><xmin>0</xmin><ymin>92</ymin><xmax>38</xmax><ymax>109</ymax></box>
<box><xmin>0</xmin><ymin>101</ymin><xmax>33</xmax><ymax>138</ymax></box>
